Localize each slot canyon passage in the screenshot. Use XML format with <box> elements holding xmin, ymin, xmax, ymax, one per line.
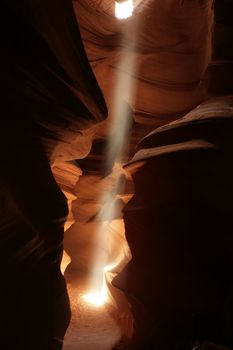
<box><xmin>1</xmin><ymin>1</ymin><xmax>233</xmax><ymax>350</ymax></box>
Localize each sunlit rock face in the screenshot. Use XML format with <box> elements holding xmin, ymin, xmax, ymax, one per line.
<box><xmin>52</xmin><ymin>161</ymin><xmax>83</xmax><ymax>231</ymax></box>
<box><xmin>61</xmin><ymin>1</ymin><xmax>233</xmax><ymax>348</ymax></box>
<box><xmin>67</xmin><ymin>0</ymin><xmax>215</xmax><ymax>300</ymax></box>
<box><xmin>74</xmin><ymin>0</ymin><xmax>213</xmax><ymax>127</ymax></box>
<box><xmin>1</xmin><ymin>0</ymin><xmax>233</xmax><ymax>349</ymax></box>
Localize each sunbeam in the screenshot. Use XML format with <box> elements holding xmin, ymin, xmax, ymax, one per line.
<box><xmin>82</xmin><ymin>10</ymin><xmax>140</xmax><ymax>307</ymax></box>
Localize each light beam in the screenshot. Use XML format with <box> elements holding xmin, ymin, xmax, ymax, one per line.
<box><xmin>83</xmin><ymin>10</ymin><xmax>139</xmax><ymax>308</ymax></box>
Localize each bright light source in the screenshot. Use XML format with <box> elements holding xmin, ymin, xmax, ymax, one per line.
<box><xmin>82</xmin><ymin>284</ymin><xmax>108</xmax><ymax>307</ymax></box>
<box><xmin>115</xmin><ymin>0</ymin><xmax>134</xmax><ymax>19</ymax></box>
<box><xmin>83</xmin><ymin>292</ymin><xmax>105</xmax><ymax>307</ymax></box>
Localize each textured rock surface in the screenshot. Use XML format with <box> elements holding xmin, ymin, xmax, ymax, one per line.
<box><xmin>62</xmin><ymin>1</ymin><xmax>233</xmax><ymax>349</ymax></box>
<box><xmin>1</xmin><ymin>0</ymin><xmax>233</xmax><ymax>349</ymax></box>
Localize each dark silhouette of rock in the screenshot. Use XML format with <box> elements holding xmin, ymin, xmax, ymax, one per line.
<box><xmin>0</xmin><ymin>1</ymin><xmax>107</xmax><ymax>349</ymax></box>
